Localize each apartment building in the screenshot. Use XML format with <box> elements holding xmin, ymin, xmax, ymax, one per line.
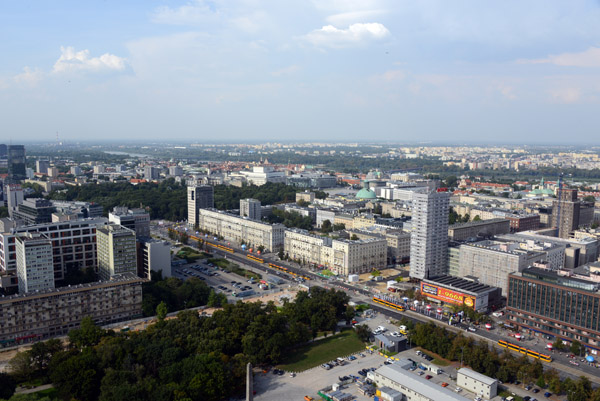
<box><xmin>0</xmin><ymin>217</ymin><xmax>109</xmax><ymax>290</ymax></box>
<box><xmin>347</xmin><ymin>228</ymin><xmax>411</xmax><ymax>265</ymax></box>
<box><xmin>0</xmin><ymin>273</ymin><xmax>143</xmax><ymax>344</ymax></box>
<box><xmin>240</xmin><ymin>198</ymin><xmax>261</xmax><ymax>220</ymax></box>
<box><xmin>284</xmin><ymin>228</ymin><xmax>386</xmax><ymax>275</ymax></box>
<box><xmin>15</xmin><ymin>233</ymin><xmax>54</xmax><ymax>294</ymax></box>
<box><xmin>96</xmin><ymin>225</ymin><xmax>137</xmax><ymax>281</ymax></box>
<box><xmin>108</xmin><ymin>206</ymin><xmax>150</xmax><ymax>238</ymax></box>
<box><xmin>187</xmin><ymin>185</ymin><xmax>214</xmax><ymax>227</ymax></box>
<box><xmin>197</xmin><ymin>209</ymin><xmax>285</xmax><ymax>252</ymax></box>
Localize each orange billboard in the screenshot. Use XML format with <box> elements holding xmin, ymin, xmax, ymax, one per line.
<box><xmin>421</xmin><ymin>283</ymin><xmax>466</xmax><ymax>305</ymax></box>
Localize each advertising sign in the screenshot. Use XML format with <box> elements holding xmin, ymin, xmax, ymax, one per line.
<box><xmin>420</xmin><ymin>282</ymin><xmax>466</xmax><ymax>305</ymax></box>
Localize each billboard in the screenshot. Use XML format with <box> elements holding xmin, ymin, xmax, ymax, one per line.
<box><xmin>421</xmin><ymin>282</ymin><xmax>467</xmax><ymax>306</ymax></box>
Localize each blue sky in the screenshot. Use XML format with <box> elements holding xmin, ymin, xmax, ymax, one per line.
<box><xmin>2</xmin><ymin>0</ymin><xmax>600</xmax><ymax>144</ymax></box>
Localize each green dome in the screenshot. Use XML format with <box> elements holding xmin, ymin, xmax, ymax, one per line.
<box><xmin>356</xmin><ymin>187</ymin><xmax>376</xmax><ymax>199</ymax></box>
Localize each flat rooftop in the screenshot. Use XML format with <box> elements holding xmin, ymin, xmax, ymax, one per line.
<box><xmin>424</xmin><ymin>275</ymin><xmax>499</xmax><ymax>295</ymax></box>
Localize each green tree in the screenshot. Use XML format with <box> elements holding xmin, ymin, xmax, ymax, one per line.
<box><xmin>277</xmin><ymin>249</ymin><xmax>284</xmax><ymax>260</ymax></box>
<box><xmin>549</xmin><ymin>378</ymin><xmax>562</xmax><ymax>394</ymax></box>
<box><xmin>0</xmin><ymin>372</ymin><xmax>16</xmax><ymax>399</ymax></box>
<box><xmin>583</xmin><ymin>195</ymin><xmax>596</xmax><ymax>203</ymax></box>
<box><xmin>333</xmin><ymin>223</ymin><xmax>346</xmax><ymax>231</ymax></box>
<box><xmin>350</xmin><ymin>234</ymin><xmax>359</xmax><ymax>240</ymax></box>
<box><xmin>472</xmin><ymin>215</ymin><xmax>481</xmax><ymax>221</ymax></box>
<box><xmin>552</xmin><ymin>337</ymin><xmax>565</xmax><ymax>351</ymax></box>
<box><xmin>180</xmin><ymin>232</ymin><xmax>189</xmax><ymax>245</ymax></box>
<box><xmin>69</xmin><ymin>317</ymin><xmax>105</xmax><ymax>349</ymax></box>
<box><xmin>157</xmin><ymin>301</ymin><xmax>168</xmax><ymax>321</ymax></box>
<box><xmin>570</xmin><ymin>340</ymin><xmax>582</xmax><ymax>356</ymax></box>
<box><xmin>344</xmin><ymin>305</ymin><xmax>355</xmax><ymax>324</ymax></box>
<box><xmin>321</xmin><ymin>220</ymin><xmax>332</xmax><ymax>233</ymax></box>
<box><xmin>354</xmin><ymin>324</ymin><xmax>371</xmax><ymax>342</ymax></box>
<box><xmin>8</xmin><ymin>351</ymin><xmax>33</xmax><ymax>382</ymax></box>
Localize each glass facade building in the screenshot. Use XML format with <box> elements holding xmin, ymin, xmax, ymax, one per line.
<box><xmin>507</xmin><ymin>267</ymin><xmax>600</xmax><ymax>351</ymax></box>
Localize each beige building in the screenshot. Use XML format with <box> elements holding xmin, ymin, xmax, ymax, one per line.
<box><xmin>352</xmin><ymin>214</ymin><xmax>376</xmax><ymax>230</ymax></box>
<box><xmin>15</xmin><ymin>233</ymin><xmax>54</xmax><ymax>294</ymax></box>
<box><xmin>197</xmin><ymin>209</ymin><xmax>285</xmax><ymax>252</ymax></box>
<box><xmin>97</xmin><ymin>224</ymin><xmax>137</xmax><ymax>281</ymax></box>
<box><xmin>284</xmin><ymin>229</ymin><xmax>386</xmax><ymax>275</ymax></box>
<box><xmin>296</xmin><ymin>191</ymin><xmax>315</xmax><ymax>204</ymax></box>
<box><xmin>333</xmin><ymin>214</ymin><xmax>354</xmax><ymax>229</ymax></box>
<box><xmin>457</xmin><ymin>368</ymin><xmax>497</xmax><ymax>400</ymax></box>
<box><xmin>0</xmin><ymin>273</ymin><xmax>143</xmax><ymax>344</ymax></box>
<box><xmin>348</xmin><ymin>229</ymin><xmax>411</xmax><ymax>265</ymax></box>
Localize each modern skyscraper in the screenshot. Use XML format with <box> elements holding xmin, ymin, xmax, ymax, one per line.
<box><xmin>96</xmin><ymin>224</ymin><xmax>137</xmax><ymax>281</ymax></box>
<box><xmin>15</xmin><ymin>233</ymin><xmax>54</xmax><ymax>294</ymax></box>
<box><xmin>552</xmin><ymin>188</ymin><xmax>580</xmax><ymax>239</ymax></box>
<box><xmin>187</xmin><ymin>185</ymin><xmax>214</xmax><ymax>227</ymax></box>
<box><xmin>240</xmin><ymin>198</ymin><xmax>261</xmax><ymax>220</ymax></box>
<box><xmin>409</xmin><ymin>190</ymin><xmax>450</xmax><ymax>280</ymax></box>
<box><xmin>7</xmin><ymin>145</ymin><xmax>26</xmax><ymax>182</ymax></box>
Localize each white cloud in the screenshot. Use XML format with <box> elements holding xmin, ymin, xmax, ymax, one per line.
<box><xmin>548</xmin><ymin>87</ymin><xmax>581</xmax><ymax>103</ymax></box>
<box><xmin>325</xmin><ymin>10</ymin><xmax>386</xmax><ymax>26</ymax></box>
<box><xmin>13</xmin><ymin>67</ymin><xmax>44</xmax><ymax>87</ymax></box>
<box><xmin>53</xmin><ymin>46</ymin><xmax>127</xmax><ymax>74</ymax></box>
<box><xmin>519</xmin><ymin>46</ymin><xmax>600</xmax><ymax>68</ymax></box>
<box><xmin>271</xmin><ymin>65</ymin><xmax>301</xmax><ymax>77</ymax></box>
<box><xmin>152</xmin><ymin>1</ymin><xmax>217</xmax><ymax>25</ymax></box>
<box><xmin>303</xmin><ymin>22</ymin><xmax>390</xmax><ymax>48</ymax></box>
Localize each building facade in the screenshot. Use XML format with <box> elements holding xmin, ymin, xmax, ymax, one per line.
<box><xmin>552</xmin><ymin>189</ymin><xmax>581</xmax><ymax>239</ymax></box>
<box><xmin>457</xmin><ymin>368</ymin><xmax>498</xmax><ymax>400</ymax></box>
<box><xmin>16</xmin><ymin>233</ymin><xmax>54</xmax><ymax>294</ymax></box>
<box><xmin>507</xmin><ymin>266</ymin><xmax>600</xmax><ymax>351</ymax></box>
<box><xmin>187</xmin><ymin>185</ymin><xmax>214</xmax><ymax>227</ymax></box>
<box><xmin>0</xmin><ymin>273</ymin><xmax>143</xmax><ymax>344</ymax></box>
<box><xmin>447</xmin><ymin>218</ymin><xmax>510</xmax><ymax>241</ymax></box>
<box><xmin>137</xmin><ymin>238</ymin><xmax>171</xmax><ymax>280</ymax></box>
<box><xmin>96</xmin><ymin>225</ymin><xmax>137</xmax><ymax>281</ymax></box>
<box><xmin>197</xmin><ymin>209</ymin><xmax>285</xmax><ymax>252</ymax></box>
<box><xmin>12</xmin><ymin>199</ymin><xmax>55</xmax><ymax>225</ymax></box>
<box><xmin>109</xmin><ymin>207</ymin><xmax>150</xmax><ymax>238</ymax></box>
<box><xmin>410</xmin><ymin>190</ymin><xmax>450</xmax><ymax>279</ymax></box>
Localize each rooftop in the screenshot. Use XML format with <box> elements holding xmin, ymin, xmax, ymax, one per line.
<box><xmin>424</xmin><ymin>275</ymin><xmax>500</xmax><ymax>295</ymax></box>
<box><xmin>457</xmin><ymin>368</ymin><xmax>498</xmax><ymax>386</ymax></box>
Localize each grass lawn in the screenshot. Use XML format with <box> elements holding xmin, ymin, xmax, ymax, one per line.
<box><xmin>278</xmin><ymin>330</ymin><xmax>365</xmax><ymax>372</ymax></box>
<box><xmin>34</xmin><ymin>388</ymin><xmax>59</xmax><ymax>399</ymax></box>
<box><xmin>431</xmin><ymin>357</ymin><xmax>451</xmax><ymax>367</ymax></box>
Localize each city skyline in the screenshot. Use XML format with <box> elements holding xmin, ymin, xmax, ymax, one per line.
<box><xmin>1</xmin><ymin>1</ymin><xmax>600</xmax><ymax>144</ymax></box>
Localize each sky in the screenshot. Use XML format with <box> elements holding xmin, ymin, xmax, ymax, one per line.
<box><xmin>2</xmin><ymin>1</ymin><xmax>600</xmax><ymax>144</ymax></box>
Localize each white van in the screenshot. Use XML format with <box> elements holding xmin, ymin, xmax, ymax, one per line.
<box><xmin>399</xmin><ymin>325</ymin><xmax>407</xmax><ymax>331</ymax></box>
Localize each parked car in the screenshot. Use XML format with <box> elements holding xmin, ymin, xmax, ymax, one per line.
<box><xmin>425</xmin><ymin>375</ymin><xmax>432</xmax><ymax>380</ymax></box>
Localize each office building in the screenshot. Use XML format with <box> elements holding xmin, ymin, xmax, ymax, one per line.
<box><xmin>46</xmin><ymin>167</ymin><xmax>59</xmax><ymax>178</ymax></box>
<box><xmin>447</xmin><ymin>218</ymin><xmax>510</xmax><ymax>241</ymax></box>
<box><xmin>458</xmin><ymin>239</ymin><xmax>564</xmax><ymax>295</ymax></box>
<box><xmin>0</xmin><ymin>273</ymin><xmax>143</xmax><ymax>344</ymax></box>
<box><xmin>348</xmin><ymin>228</ymin><xmax>411</xmax><ymax>265</ymax></box>
<box><xmin>240</xmin><ymin>198</ymin><xmax>261</xmax><ymax>220</ymax></box>
<box><xmin>505</xmin><ymin>213</ymin><xmax>540</xmax><ymax>233</ymax></box>
<box><xmin>70</xmin><ymin>166</ymin><xmax>82</xmax><ymax>176</ymax></box>
<box><xmin>197</xmin><ymin>209</ymin><xmax>285</xmax><ymax>252</ymax></box>
<box><xmin>552</xmin><ymin>189</ymin><xmax>581</xmax><ymax>239</ymax></box>
<box><xmin>0</xmin><ymin>217</ymin><xmax>108</xmax><ymax>289</ymax></box>
<box><xmin>93</xmin><ymin>165</ymin><xmax>105</xmax><ymax>174</ymax></box>
<box><xmin>239</xmin><ymin>166</ymin><xmax>285</xmax><ymax>186</ymax></box>
<box><xmin>368</xmin><ymin>362</ymin><xmax>469</xmax><ymax>401</ymax></box>
<box><xmin>15</xmin><ymin>233</ymin><xmax>54</xmax><ymax>294</ymax></box>
<box><xmin>457</xmin><ymin>368</ymin><xmax>498</xmax><ymax>400</ymax></box>
<box><xmin>285</xmin><ymin>173</ymin><xmax>337</xmax><ymax>189</ymax></box>
<box><xmin>144</xmin><ymin>166</ymin><xmax>160</xmax><ymax>180</ymax></box>
<box><xmin>137</xmin><ymin>238</ymin><xmax>171</xmax><ymax>279</ymax></box>
<box><xmin>35</xmin><ymin>160</ymin><xmax>49</xmax><ymax>175</ymax></box>
<box><xmin>187</xmin><ymin>185</ymin><xmax>214</xmax><ymax>227</ymax></box>
<box><xmin>507</xmin><ymin>264</ymin><xmax>600</xmax><ymax>351</ymax></box>
<box><xmin>109</xmin><ymin>206</ymin><xmax>150</xmax><ymax>238</ymax></box>
<box><xmin>96</xmin><ymin>225</ymin><xmax>137</xmax><ymax>281</ymax></box>
<box><xmin>7</xmin><ymin>145</ymin><xmax>26</xmax><ymax>182</ymax></box>
<box><xmin>409</xmin><ymin>190</ymin><xmax>450</xmax><ymax>279</ymax></box>
<box><xmin>12</xmin><ymin>199</ymin><xmax>55</xmax><ymax>225</ymax></box>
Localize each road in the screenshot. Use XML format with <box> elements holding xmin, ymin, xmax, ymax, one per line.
<box><xmin>154</xmin><ymin>224</ymin><xmax>600</xmax><ymax>383</ymax></box>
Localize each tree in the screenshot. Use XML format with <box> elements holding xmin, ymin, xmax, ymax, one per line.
<box><xmin>69</xmin><ymin>317</ymin><xmax>105</xmax><ymax>349</ymax></box>
<box><xmin>332</xmin><ymin>223</ymin><xmax>346</xmax><ymax>231</ymax></box>
<box><xmin>8</xmin><ymin>351</ymin><xmax>33</xmax><ymax>382</ymax></box>
<box><xmin>344</xmin><ymin>306</ymin><xmax>355</xmax><ymax>324</ymax></box>
<box><xmin>371</xmin><ymin>269</ymin><xmax>381</xmax><ymax>277</ymax></box>
<box><xmin>354</xmin><ymin>324</ymin><xmax>371</xmax><ymax>342</ymax></box>
<box><xmin>350</xmin><ymin>234</ymin><xmax>359</xmax><ymax>240</ymax></box>
<box><xmin>583</xmin><ymin>195</ymin><xmax>596</xmax><ymax>203</ymax></box>
<box><xmin>321</xmin><ymin>219</ymin><xmax>332</xmax><ymax>233</ymax></box>
<box><xmin>472</xmin><ymin>215</ymin><xmax>481</xmax><ymax>221</ymax></box>
<box><xmin>157</xmin><ymin>301</ymin><xmax>168</xmax><ymax>321</ymax></box>
<box><xmin>570</xmin><ymin>340</ymin><xmax>582</xmax><ymax>356</ymax></box>
<box><xmin>0</xmin><ymin>372</ymin><xmax>16</xmax><ymax>399</ymax></box>
<box><xmin>552</xmin><ymin>337</ymin><xmax>565</xmax><ymax>351</ymax></box>
<box><xmin>180</xmin><ymin>232</ymin><xmax>189</xmax><ymax>245</ymax></box>
<box><xmin>257</xmin><ymin>245</ymin><xmax>265</xmax><ymax>253</ymax></box>
<box><xmin>277</xmin><ymin>249</ymin><xmax>284</xmax><ymax>260</ymax></box>
<box><xmin>297</xmin><ymin>199</ymin><xmax>309</xmax><ymax>207</ymax></box>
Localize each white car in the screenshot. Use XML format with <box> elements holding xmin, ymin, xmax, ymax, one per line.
<box><xmin>376</xmin><ymin>326</ymin><xmax>387</xmax><ymax>332</ymax></box>
<box><xmin>399</xmin><ymin>325</ymin><xmax>407</xmax><ymax>331</ymax></box>
<box><xmin>391</xmin><ymin>331</ymin><xmax>401</xmax><ymax>337</ymax></box>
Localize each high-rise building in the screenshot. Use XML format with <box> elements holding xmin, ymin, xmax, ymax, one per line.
<box><xmin>144</xmin><ymin>166</ymin><xmax>159</xmax><ymax>180</ymax></box>
<box><xmin>12</xmin><ymin>198</ymin><xmax>55</xmax><ymax>225</ymax></box>
<box><xmin>240</xmin><ymin>198</ymin><xmax>261</xmax><ymax>220</ymax></box>
<box><xmin>187</xmin><ymin>185</ymin><xmax>214</xmax><ymax>227</ymax></box>
<box><xmin>70</xmin><ymin>166</ymin><xmax>82</xmax><ymax>176</ymax></box>
<box><xmin>409</xmin><ymin>190</ymin><xmax>450</xmax><ymax>280</ymax></box>
<box><xmin>6</xmin><ymin>184</ymin><xmax>23</xmax><ymax>218</ymax></box>
<box><xmin>552</xmin><ymin>189</ymin><xmax>580</xmax><ymax>239</ymax></box>
<box><xmin>0</xmin><ymin>144</ymin><xmax>7</xmax><ymax>160</ymax></box>
<box><xmin>137</xmin><ymin>238</ymin><xmax>171</xmax><ymax>279</ymax></box>
<box><xmin>36</xmin><ymin>160</ymin><xmax>50</xmax><ymax>175</ymax></box>
<box><xmin>7</xmin><ymin>145</ymin><xmax>26</xmax><ymax>182</ymax></box>
<box><xmin>96</xmin><ymin>224</ymin><xmax>137</xmax><ymax>281</ymax></box>
<box><xmin>168</xmin><ymin>165</ymin><xmax>183</xmax><ymax>177</ymax></box>
<box><xmin>15</xmin><ymin>233</ymin><xmax>54</xmax><ymax>294</ymax></box>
